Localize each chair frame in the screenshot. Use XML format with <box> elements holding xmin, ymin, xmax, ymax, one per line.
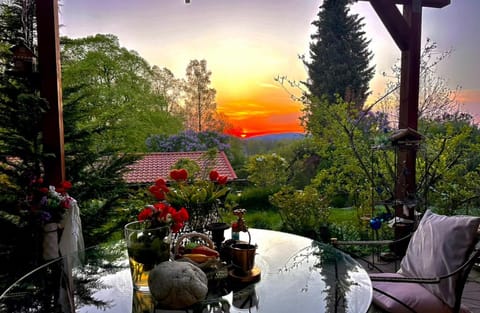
<box><xmin>332</xmin><ymin>236</ymin><xmax>480</xmax><ymax>313</ymax></box>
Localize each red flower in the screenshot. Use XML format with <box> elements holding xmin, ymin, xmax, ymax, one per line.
<box><xmin>155</xmin><ymin>178</ymin><xmax>167</xmax><ymax>186</ymax></box>
<box><xmin>138</xmin><ymin>207</ymin><xmax>154</xmax><ymax>221</ymax></box>
<box><xmin>56</xmin><ymin>181</ymin><xmax>73</xmax><ymax>194</ymax></box>
<box><xmin>170</xmin><ymin>222</ymin><xmax>184</xmax><ymax>233</ymax></box>
<box><xmin>139</xmin><ymin>203</ymin><xmax>189</xmax><ymax>233</ymax></box>
<box><xmin>170</xmin><ymin>169</ymin><xmax>188</xmax><ymax>181</ymax></box>
<box><xmin>209</xmin><ymin>170</ymin><xmax>219</xmax><ymax>181</ymax></box>
<box><xmin>154</xmin><ymin>178</ymin><xmax>170</xmax><ymax>192</ymax></box>
<box><xmin>39</xmin><ymin>187</ymin><xmax>49</xmax><ymax>194</ymax></box>
<box><xmin>60</xmin><ymin>198</ymin><xmax>72</xmax><ymax>209</ymax></box>
<box><xmin>172</xmin><ymin>207</ymin><xmax>189</xmax><ymax>224</ymax></box>
<box><xmin>217</xmin><ymin>175</ymin><xmax>228</xmax><ymax>185</ymax></box>
<box><xmin>149</xmin><ymin>184</ymin><xmax>167</xmax><ymax>200</ymax></box>
<box><xmin>62</xmin><ymin>181</ymin><xmax>73</xmax><ymax>190</ymax></box>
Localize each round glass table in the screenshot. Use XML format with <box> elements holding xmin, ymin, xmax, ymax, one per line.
<box><xmin>0</xmin><ymin>228</ymin><xmax>372</xmax><ymax>313</ymax></box>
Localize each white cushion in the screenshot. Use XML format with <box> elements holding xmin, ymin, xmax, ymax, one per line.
<box><xmin>398</xmin><ymin>210</ymin><xmax>480</xmax><ymax>308</ymax></box>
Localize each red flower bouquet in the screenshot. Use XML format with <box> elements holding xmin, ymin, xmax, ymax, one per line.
<box><xmin>137</xmin><ymin>202</ymin><xmax>189</xmax><ymax>233</ymax></box>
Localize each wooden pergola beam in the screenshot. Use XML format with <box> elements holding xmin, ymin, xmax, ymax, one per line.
<box><xmin>368</xmin><ymin>0</ymin><xmax>410</xmax><ymax>51</ymax></box>
<box><xmin>389</xmin><ymin>0</ymin><xmax>450</xmax><ymax>8</ymax></box>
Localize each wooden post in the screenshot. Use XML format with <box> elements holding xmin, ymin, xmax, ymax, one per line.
<box><xmin>360</xmin><ymin>0</ymin><xmax>450</xmax><ymax>253</ymax></box>
<box><xmin>394</xmin><ymin>2</ymin><xmax>423</xmax><ymax>253</ymax></box>
<box><xmin>36</xmin><ymin>0</ymin><xmax>65</xmax><ymax>186</ymax></box>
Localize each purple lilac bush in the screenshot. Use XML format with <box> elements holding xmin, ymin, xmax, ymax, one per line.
<box><xmin>146</xmin><ymin>130</ymin><xmax>230</xmax><ymax>152</ymax></box>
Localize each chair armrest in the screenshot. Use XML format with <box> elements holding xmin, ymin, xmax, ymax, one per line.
<box><xmin>370</xmin><ymin>275</ymin><xmax>440</xmax><ymax>284</ymax></box>
<box><xmin>330</xmin><ymin>232</ymin><xmax>412</xmax><ymax>247</ymax></box>
<box><xmin>331</xmin><ymin>238</ymin><xmax>394</xmax><ymax>246</ymax></box>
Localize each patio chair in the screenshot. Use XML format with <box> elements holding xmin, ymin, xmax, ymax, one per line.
<box><xmin>332</xmin><ymin>209</ymin><xmax>480</xmax><ymax>313</ymax></box>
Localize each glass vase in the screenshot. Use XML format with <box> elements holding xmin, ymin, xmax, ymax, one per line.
<box><xmin>124</xmin><ymin>221</ymin><xmax>171</xmax><ymax>292</ymax></box>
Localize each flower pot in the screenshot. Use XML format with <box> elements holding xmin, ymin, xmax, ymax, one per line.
<box><xmin>124</xmin><ymin>221</ymin><xmax>172</xmax><ymax>292</ymax></box>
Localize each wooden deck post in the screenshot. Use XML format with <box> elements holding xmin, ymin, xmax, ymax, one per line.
<box><xmin>36</xmin><ymin>0</ymin><xmax>65</xmax><ymax>186</ymax></box>
<box><xmin>360</xmin><ymin>0</ymin><xmax>450</xmax><ymax>252</ymax></box>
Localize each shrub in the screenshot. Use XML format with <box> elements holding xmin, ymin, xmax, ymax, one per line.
<box><xmin>270</xmin><ymin>186</ymin><xmax>330</xmax><ymax>240</ymax></box>
<box><xmin>229</xmin><ymin>186</ymin><xmax>278</xmax><ymax>212</ymax></box>
<box><xmin>245</xmin><ymin>153</ymin><xmax>288</xmax><ymax>188</ymax></box>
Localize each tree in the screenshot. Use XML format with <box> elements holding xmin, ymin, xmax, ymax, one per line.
<box><xmin>302</xmin><ymin>0</ymin><xmax>374</xmax><ymax>109</ymax></box>
<box><xmin>183</xmin><ymin>59</ymin><xmax>219</xmax><ymax>132</ymax></box>
<box><xmin>61</xmin><ymin>34</ymin><xmax>183</xmax><ymax>152</ymax></box>
<box><xmin>245</xmin><ymin>153</ymin><xmax>289</xmax><ymax>189</ymax></box>
<box><xmin>151</xmin><ymin>65</ymin><xmax>184</xmax><ymax>114</ymax></box>
<box><xmin>0</xmin><ymin>1</ymin><xmax>47</xmax><ymax>279</ymax></box>
<box><xmin>379</xmin><ymin>39</ymin><xmax>462</xmax><ymax>124</ymax></box>
<box><xmin>0</xmin><ymin>0</ymin><xmax>36</xmax><ymax>48</ymax></box>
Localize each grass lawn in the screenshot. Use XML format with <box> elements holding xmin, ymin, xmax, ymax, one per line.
<box><xmin>222</xmin><ymin>207</ymin><xmax>360</xmax><ymax>232</ymax></box>
<box><xmin>329</xmin><ymin>207</ymin><xmax>358</xmax><ymax>224</ymax></box>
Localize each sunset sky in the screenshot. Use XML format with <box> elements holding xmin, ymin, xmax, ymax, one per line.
<box><xmin>59</xmin><ymin>0</ymin><xmax>480</xmax><ymax>138</ymax></box>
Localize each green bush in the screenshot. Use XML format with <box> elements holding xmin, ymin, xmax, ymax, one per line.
<box><xmin>229</xmin><ymin>186</ymin><xmax>278</xmax><ymax>212</ymax></box>
<box><xmin>270</xmin><ymin>186</ymin><xmax>330</xmax><ymax>240</ymax></box>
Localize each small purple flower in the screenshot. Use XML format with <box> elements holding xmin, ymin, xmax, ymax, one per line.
<box><xmin>40</xmin><ymin>196</ymin><xmax>48</xmax><ymax>207</ymax></box>
<box><xmin>40</xmin><ymin>211</ymin><xmax>52</xmax><ymax>222</ymax></box>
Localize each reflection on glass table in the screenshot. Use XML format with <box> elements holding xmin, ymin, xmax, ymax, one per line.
<box><xmin>0</xmin><ymin>228</ymin><xmax>372</xmax><ymax>313</ymax></box>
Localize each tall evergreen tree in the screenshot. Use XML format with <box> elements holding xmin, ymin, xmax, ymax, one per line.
<box><xmin>303</xmin><ymin>0</ymin><xmax>374</xmax><ymax>109</ymax></box>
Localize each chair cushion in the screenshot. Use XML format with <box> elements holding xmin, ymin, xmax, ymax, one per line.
<box><xmin>371</xmin><ymin>273</ymin><xmax>452</xmax><ymax>313</ymax></box>
<box><xmin>398</xmin><ymin>210</ymin><xmax>480</xmax><ymax>308</ymax></box>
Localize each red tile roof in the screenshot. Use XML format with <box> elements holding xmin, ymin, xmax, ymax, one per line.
<box><xmin>123</xmin><ymin>151</ymin><xmax>237</xmax><ymax>184</ymax></box>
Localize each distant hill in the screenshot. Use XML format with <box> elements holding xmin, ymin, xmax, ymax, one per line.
<box><xmin>245</xmin><ymin>133</ymin><xmax>305</xmax><ymax>141</ymax></box>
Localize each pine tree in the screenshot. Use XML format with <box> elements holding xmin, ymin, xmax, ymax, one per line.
<box><xmin>303</xmin><ymin>0</ymin><xmax>374</xmax><ymax>109</ymax></box>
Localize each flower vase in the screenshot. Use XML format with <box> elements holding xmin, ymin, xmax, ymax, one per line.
<box><xmin>42</xmin><ymin>222</ymin><xmax>60</xmax><ymax>260</ymax></box>
<box><xmin>125</xmin><ymin>221</ymin><xmax>172</xmax><ymax>292</ymax></box>
<box><xmin>183</xmin><ymin>202</ymin><xmax>220</xmax><ymax>234</ymax></box>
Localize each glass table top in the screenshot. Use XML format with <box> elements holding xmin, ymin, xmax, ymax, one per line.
<box><xmin>0</xmin><ymin>228</ymin><xmax>372</xmax><ymax>313</ymax></box>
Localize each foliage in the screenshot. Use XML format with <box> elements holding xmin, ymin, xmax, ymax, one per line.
<box><xmin>270</xmin><ymin>186</ymin><xmax>330</xmax><ymax>240</ymax></box>
<box><xmin>221</xmin><ymin>209</ymin><xmax>282</xmax><ymax>231</ymax></box>
<box><xmin>242</xmin><ymin>135</ymin><xmax>304</xmax><ymax>156</ymax></box>
<box><xmin>229</xmin><ymin>186</ymin><xmax>277</xmax><ymax>212</ymax></box>
<box><xmin>376</xmin><ymin>41</ymin><xmax>480</xmax><ymax>215</ymax></box>
<box><xmin>225</xmin><ymin>135</ymin><xmax>248</xmax><ymax>178</ymax></box>
<box><xmin>0</xmin><ymin>0</ymin><xmax>35</xmax><ymax>48</ymax></box>
<box><xmin>417</xmin><ymin>114</ymin><xmax>480</xmax><ymax>214</ymax></box>
<box><xmin>275</xmin><ymin>137</ymin><xmax>324</xmax><ymax>189</ymax></box>
<box><xmin>160</xmin><ymin>169</ymin><xmax>230</xmax><ymax>213</ymax></box>
<box><xmin>304</xmin><ymin>97</ymin><xmax>391</xmax><ymax>209</ymax></box>
<box><xmin>60</xmin><ymin>34</ymin><xmax>183</xmax><ymax>152</ymax></box>
<box><xmin>302</xmin><ymin>0</ymin><xmax>374</xmax><ymax>109</ymax></box>
<box><xmin>245</xmin><ymin>153</ymin><xmax>289</xmax><ymax>188</ymax></box>
<box><xmin>171</xmin><ymin>158</ymin><xmax>201</xmax><ymax>178</ymax></box>
<box><xmin>151</xmin><ymin>65</ymin><xmax>184</xmax><ymax>114</ymax></box>
<box><xmin>184</xmin><ymin>59</ymin><xmax>221</xmax><ymax>132</ymax></box>
<box><xmin>378</xmin><ymin>39</ymin><xmax>462</xmax><ymax>123</ymax></box>
<box><xmin>147</xmin><ymin>168</ymin><xmax>230</xmax><ymax>234</ymax></box>
<box><xmin>0</xmin><ymin>74</ymin><xmax>54</xmax><ymax>270</ymax></box>
<box><xmin>146</xmin><ymin>130</ymin><xmax>230</xmax><ymax>152</ymax></box>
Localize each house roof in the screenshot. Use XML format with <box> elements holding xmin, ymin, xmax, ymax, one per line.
<box><xmin>123</xmin><ymin>151</ymin><xmax>237</xmax><ymax>184</ymax></box>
